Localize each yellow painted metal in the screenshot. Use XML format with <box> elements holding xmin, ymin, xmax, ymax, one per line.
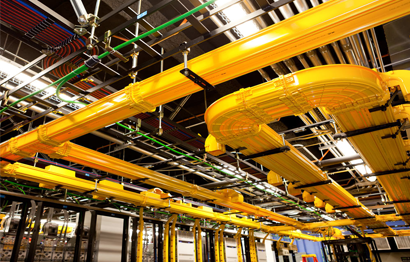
<box><xmin>171</xmin><ymin>215</ymin><xmax>177</xmax><ymax>262</ymax></box>
<box><xmin>164</xmin><ymin>214</ymin><xmax>177</xmax><ymax>262</ymax></box>
<box><xmin>59</xmin><ymin>143</ymin><xmax>304</xmax><ymax>227</ymax></box>
<box><xmin>2</xmin><ymin>0</ymin><xmax>410</xmax><ymax>163</ymax></box>
<box><xmin>235</xmin><ymin>228</ymin><xmax>243</xmax><ymax>262</ymax></box>
<box><xmin>193</xmin><ymin>219</ymin><xmax>203</xmax><ymax>262</ymax></box>
<box><xmin>314</xmin><ymin>197</ymin><xmax>326</xmax><ymax>209</ymax></box>
<box><xmin>219</xmin><ymin>224</ymin><xmax>226</xmax><ymax>262</ymax></box>
<box><xmin>303</xmin><ymin>191</ymin><xmax>315</xmax><ymax>203</ymax></box>
<box><xmin>137</xmin><ymin>208</ymin><xmax>144</xmax><ymax>262</ymax></box>
<box><xmin>262</xmin><ymin>233</ymin><xmax>270</xmax><ymax>244</ymax></box>
<box><xmin>276</xmin><ymin>236</ymin><xmax>283</xmax><ymax>251</ymax></box>
<box><xmin>267</xmin><ymin>171</ymin><xmax>283</xmax><ymax>187</ymax></box>
<box><xmin>215</xmin><ymin>225</ymin><xmax>220</xmax><ymax>262</ymax></box>
<box><xmin>325</xmin><ymin>203</ymin><xmax>335</xmax><ymax>214</ymax></box>
<box><xmin>0</xmin><ymin>0</ymin><xmax>409</xmax><ymax>232</ymax></box>
<box><xmin>205</xmin><ymin>65</ymin><xmax>410</xmax><ymax>232</ymax></box>
<box><xmin>249</xmin><ymin>230</ymin><xmax>257</xmax><ymax>262</ymax></box>
<box><xmin>196</xmin><ymin>220</ymin><xmax>203</xmax><ymax>262</ymax></box>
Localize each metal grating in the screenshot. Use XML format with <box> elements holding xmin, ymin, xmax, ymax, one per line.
<box><xmin>394</xmin><ymin>236</ymin><xmax>410</xmax><ymax>250</ymax></box>
<box><xmin>373</xmin><ymin>238</ymin><xmax>391</xmax><ymax>250</ymax></box>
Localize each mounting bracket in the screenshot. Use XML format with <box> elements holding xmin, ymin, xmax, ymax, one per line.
<box><xmin>179</xmin><ymin>42</ymin><xmax>215</xmax><ymax>91</ymax></box>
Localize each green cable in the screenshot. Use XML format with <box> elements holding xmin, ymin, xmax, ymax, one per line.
<box><xmin>56</xmin><ymin>80</ymin><xmax>88</xmax><ymax>106</ymax></box>
<box><xmin>0</xmin><ymin>182</ymin><xmax>9</xmax><ymax>212</ymax></box>
<box><xmin>116</xmin><ymin>122</ymin><xmax>322</xmax><ymax>218</ymax></box>
<box><xmin>0</xmin><ymin>0</ymin><xmax>216</xmax><ymax>110</ymax></box>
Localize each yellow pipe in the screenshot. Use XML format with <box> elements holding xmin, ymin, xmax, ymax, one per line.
<box><xmin>163</xmin><ymin>214</ymin><xmax>177</xmax><ymax>262</ymax></box>
<box><xmin>205</xmin><ymin>65</ymin><xmax>410</xmax><ymax>231</ymax></box>
<box><xmin>262</xmin><ymin>232</ymin><xmax>270</xmax><ymax>244</ymax></box>
<box><xmin>215</xmin><ymin>225</ymin><xmax>220</xmax><ymax>262</ymax></box>
<box><xmin>55</xmin><ymin>143</ymin><xmax>304</xmax><ymax>227</ymax></box>
<box><xmin>219</xmin><ymin>224</ymin><xmax>226</xmax><ymax>262</ymax></box>
<box><xmin>249</xmin><ymin>230</ymin><xmax>257</xmax><ymax>262</ymax></box>
<box><xmin>2</xmin><ymin>0</ymin><xmax>409</xmax><ymax>162</ymax></box>
<box><xmin>276</xmin><ymin>236</ymin><xmax>283</xmax><ymax>251</ymax></box>
<box><xmin>235</xmin><ymin>228</ymin><xmax>243</xmax><ymax>262</ymax></box>
<box><xmin>137</xmin><ymin>207</ymin><xmax>144</xmax><ymax>262</ymax></box>
<box><xmin>171</xmin><ymin>215</ymin><xmax>177</xmax><ymax>262</ymax></box>
<box><xmin>2</xmin><ymin>162</ymin><xmax>407</xmax><ymax>238</ymax></box>
<box><xmin>197</xmin><ymin>220</ymin><xmax>203</xmax><ymax>262</ymax></box>
<box><xmin>1</xmin><ymin>0</ymin><xmax>409</xmax><ymax>230</ymax></box>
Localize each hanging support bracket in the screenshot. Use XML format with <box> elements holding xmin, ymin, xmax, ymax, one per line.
<box><xmin>179</xmin><ymin>42</ymin><xmax>214</xmax><ymax>91</ymax></box>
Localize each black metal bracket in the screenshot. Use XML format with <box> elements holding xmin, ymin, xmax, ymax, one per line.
<box><xmin>395</xmin><ymin>158</ymin><xmax>410</xmax><ymax>167</ymax></box>
<box><xmin>334</xmin><ymin>205</ymin><xmax>362</xmax><ymax>210</ymax></box>
<box><xmin>180</xmin><ymin>68</ymin><xmax>214</xmax><ymax>91</ymax></box>
<box><xmin>381</xmin><ymin>120</ymin><xmax>407</xmax><ymax>139</ymax></box>
<box><xmin>179</xmin><ymin>42</ymin><xmax>215</xmax><ymax>91</ymax></box>
<box><xmin>384</xmin><ymin>200</ymin><xmax>410</xmax><ymax>204</ymax></box>
<box><xmin>294</xmin><ymin>180</ymin><xmax>332</xmax><ymax>189</ymax></box>
<box><xmin>401</xmin><ymin>176</ymin><xmax>410</xmax><ymax>179</ymax></box>
<box><xmin>333</xmin><ymin>120</ymin><xmax>401</xmax><ymax>139</ymax></box>
<box><xmin>369</xmin><ymin>90</ymin><xmax>401</xmax><ymax>112</ymax></box>
<box><xmin>278</xmin><ymin>120</ymin><xmax>334</xmax><ymax>135</ymax></box>
<box><xmin>241</xmin><ymin>146</ymin><xmax>290</xmax><ymax>160</ymax></box>
<box><xmin>363</xmin><ymin>168</ymin><xmax>410</xmax><ymax>177</ymax></box>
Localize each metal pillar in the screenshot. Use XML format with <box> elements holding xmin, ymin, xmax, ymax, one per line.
<box><xmin>86</xmin><ymin>210</ymin><xmax>97</xmax><ymax>262</ymax></box>
<box><xmin>74</xmin><ymin>210</ymin><xmax>86</xmax><ymax>262</ymax></box>
<box><xmin>25</xmin><ymin>201</ymin><xmax>44</xmax><ymax>262</ymax></box>
<box><xmin>10</xmin><ymin>202</ymin><xmax>29</xmax><ymax>262</ymax></box>
<box><xmin>122</xmin><ymin>217</ymin><xmax>130</xmax><ymax>262</ymax></box>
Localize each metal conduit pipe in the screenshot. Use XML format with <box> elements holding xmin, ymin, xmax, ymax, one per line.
<box><xmin>340</xmin><ymin>38</ymin><xmax>359</xmax><ymax>65</ymax></box>
<box><xmin>370</xmin><ymin>28</ymin><xmax>385</xmax><ymax>72</ymax></box>
<box><xmin>354</xmin><ymin>34</ymin><xmax>370</xmax><ymax>68</ymax></box>
<box><xmin>349</xmin><ymin>36</ymin><xmax>365</xmax><ymax>66</ymax></box>
<box><xmin>316</xmin><ymin>154</ymin><xmax>362</xmax><ymax>167</ymax></box>
<box><xmin>363</xmin><ymin>31</ymin><xmax>378</xmax><ymax>69</ymax></box>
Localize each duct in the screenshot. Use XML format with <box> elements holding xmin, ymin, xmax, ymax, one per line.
<box><xmin>297</xmin><ymin>55</ymin><xmax>310</xmax><ymax>69</ymax></box>
<box><xmin>3</xmin><ymin>0</ymin><xmax>410</xmax><ymax>161</ymax></box>
<box><xmin>0</xmin><ymin>163</ymin><xmax>317</xmax><ymax>238</ymax></box>
<box><xmin>331</xmin><ymin>42</ymin><xmax>347</xmax><ymax>64</ymax></box>
<box><xmin>317</xmin><ymin>154</ymin><xmax>362</xmax><ymax>167</ymax></box>
<box><xmin>205</xmin><ymin>65</ymin><xmax>406</xmax><ymax>217</ymax></box>
<box><xmin>319</xmin><ymin>46</ymin><xmax>336</xmax><ymax>64</ymax></box>
<box><xmin>271</xmin><ymin>63</ymin><xmax>289</xmax><ymax>76</ymax></box>
<box><xmin>344</xmin><ymin>181</ymin><xmax>378</xmax><ymax>191</ymax></box>
<box><xmin>201</xmin><ymin>179</ymin><xmax>240</xmax><ymax>189</ymax></box>
<box><xmin>306</xmin><ymin>50</ymin><xmax>322</xmax><ymax>66</ymax></box>
<box><xmin>340</xmin><ymin>38</ymin><xmax>359</xmax><ymax>65</ymax></box>
<box><xmin>283</xmin><ymin>59</ymin><xmax>299</xmax><ymax>73</ymax></box>
<box><xmin>294</xmin><ymin>0</ymin><xmax>309</xmax><ymax>13</ymax></box>
<box><xmin>205</xmin><ymin>64</ymin><xmax>410</xmax><ymax>234</ymax></box>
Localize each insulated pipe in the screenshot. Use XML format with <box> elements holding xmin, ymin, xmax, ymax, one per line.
<box><xmin>317</xmin><ymin>154</ymin><xmax>362</xmax><ymax>167</ymax></box>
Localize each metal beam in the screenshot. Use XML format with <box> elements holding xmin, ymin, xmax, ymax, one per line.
<box><xmin>0</xmin><ymin>54</ymin><xmax>47</xmax><ymax>86</ymax></box>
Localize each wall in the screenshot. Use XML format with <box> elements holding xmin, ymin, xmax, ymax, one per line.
<box><xmin>379</xmin><ymin>252</ymin><xmax>410</xmax><ymax>262</ymax></box>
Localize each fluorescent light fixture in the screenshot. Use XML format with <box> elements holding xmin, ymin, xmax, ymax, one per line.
<box><xmin>336</xmin><ymin>139</ymin><xmax>373</xmax><ymax>177</ymax></box>
<box><xmin>367</xmin><ymin>176</ymin><xmax>377</xmax><ymax>182</ymax></box>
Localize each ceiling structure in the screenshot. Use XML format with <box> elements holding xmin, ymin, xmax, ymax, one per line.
<box><xmin>1</xmin><ymin>0</ymin><xmax>410</xmax><ymax>238</ymax></box>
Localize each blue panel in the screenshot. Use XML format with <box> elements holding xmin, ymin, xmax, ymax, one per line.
<box><xmin>295</xmin><ymin>239</ymin><xmax>324</xmax><ymax>262</ymax></box>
